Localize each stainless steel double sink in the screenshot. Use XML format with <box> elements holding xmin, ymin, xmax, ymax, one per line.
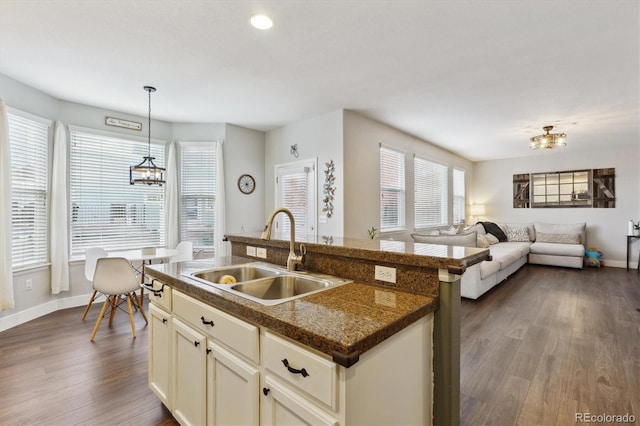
<box><xmin>184</xmin><ymin>262</ymin><xmax>352</xmax><ymax>306</ymax></box>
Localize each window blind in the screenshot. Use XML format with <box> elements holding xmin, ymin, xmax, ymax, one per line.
<box><xmin>414</xmin><ymin>156</ymin><xmax>448</xmax><ymax>229</ymax></box>
<box><xmin>8</xmin><ymin>112</ymin><xmax>50</xmax><ymax>268</ymax></box>
<box><xmin>453</xmin><ymin>168</ymin><xmax>465</xmax><ymax>224</ymax></box>
<box><xmin>179</xmin><ymin>142</ymin><xmax>216</xmax><ymax>248</ymax></box>
<box><xmin>277</xmin><ymin>168</ymin><xmax>309</xmax><ymax>236</ymax></box>
<box><xmin>380</xmin><ymin>146</ymin><xmax>405</xmax><ymax>230</ymax></box>
<box><xmin>69</xmin><ymin>128</ymin><xmax>165</xmax><ymax>256</ymax></box>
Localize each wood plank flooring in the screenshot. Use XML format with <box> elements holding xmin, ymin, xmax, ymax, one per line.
<box><xmin>1</xmin><ymin>265</ymin><xmax>638</xmax><ymax>425</ymax></box>
<box><xmin>461</xmin><ymin>264</ymin><xmax>640</xmax><ymax>426</ymax></box>
<box><xmin>0</xmin><ymin>299</ymin><xmax>178</xmax><ymax>426</ymax></box>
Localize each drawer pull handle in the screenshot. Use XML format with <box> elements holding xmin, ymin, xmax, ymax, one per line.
<box><xmin>162</xmin><ymin>318</ymin><xmax>168</xmax><ymax>323</ymax></box>
<box><xmin>142</xmin><ymin>280</ymin><xmax>165</xmax><ymax>297</ymax></box>
<box><xmin>263</xmin><ymin>387</ymin><xmax>270</xmax><ymax>396</ymax></box>
<box><xmin>194</xmin><ymin>341</ymin><xmax>200</xmax><ymax>347</ymax></box>
<box><xmin>206</xmin><ymin>348</ymin><xmax>212</xmax><ymax>355</ymax></box>
<box><xmin>282</xmin><ymin>358</ymin><xmax>309</xmax><ymax>378</ymax></box>
<box><xmin>201</xmin><ymin>316</ymin><xmax>215</xmax><ymax>327</ymax></box>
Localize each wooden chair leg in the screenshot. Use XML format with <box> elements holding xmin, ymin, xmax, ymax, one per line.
<box><xmin>131</xmin><ymin>292</ymin><xmax>148</xmax><ymax>324</ymax></box>
<box><xmin>90</xmin><ymin>298</ymin><xmax>111</xmax><ymax>341</ymax></box>
<box><xmin>108</xmin><ymin>295</ymin><xmax>119</xmax><ymax>326</ymax></box>
<box><xmin>126</xmin><ymin>295</ymin><xmax>136</xmax><ymax>338</ymax></box>
<box><xmin>81</xmin><ymin>290</ymin><xmax>97</xmax><ymax>320</ymax></box>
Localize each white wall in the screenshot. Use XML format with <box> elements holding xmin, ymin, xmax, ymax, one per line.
<box><xmin>265</xmin><ymin>110</ymin><xmax>344</xmax><ymax>237</ymax></box>
<box><xmin>473</xmin><ymin>144</ymin><xmax>640</xmax><ymax>268</ymax></box>
<box><xmin>343</xmin><ymin>110</ymin><xmax>474</xmax><ymax>241</ymax></box>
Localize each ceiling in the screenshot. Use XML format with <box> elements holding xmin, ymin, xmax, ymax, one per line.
<box><xmin>0</xmin><ymin>0</ymin><xmax>638</xmax><ymax>161</ymax></box>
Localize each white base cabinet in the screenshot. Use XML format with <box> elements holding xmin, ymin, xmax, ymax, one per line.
<box><xmin>149</xmin><ymin>287</ymin><xmax>434</xmax><ymax>426</ymax></box>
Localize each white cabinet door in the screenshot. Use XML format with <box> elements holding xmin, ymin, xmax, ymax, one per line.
<box><xmin>148</xmin><ymin>303</ymin><xmax>172</xmax><ymax>409</ymax></box>
<box><xmin>172</xmin><ymin>318</ymin><xmax>207</xmax><ymax>426</ymax></box>
<box><xmin>262</xmin><ymin>375</ymin><xmax>338</xmax><ymax>426</ymax></box>
<box><xmin>207</xmin><ymin>342</ymin><xmax>260</xmax><ymax>425</ymax></box>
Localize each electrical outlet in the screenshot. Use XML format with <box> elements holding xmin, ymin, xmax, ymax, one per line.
<box><xmin>257</xmin><ymin>247</ymin><xmax>267</xmax><ymax>259</ymax></box>
<box><xmin>25</xmin><ymin>279</ymin><xmax>33</xmax><ymax>291</ymax></box>
<box><xmin>246</xmin><ymin>246</ymin><xmax>256</xmax><ymax>256</ymax></box>
<box><xmin>374</xmin><ymin>265</ymin><xmax>396</xmax><ymax>283</ymax></box>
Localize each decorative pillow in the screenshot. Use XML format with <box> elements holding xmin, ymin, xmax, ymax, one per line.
<box><xmin>485</xmin><ymin>233</ymin><xmax>500</xmax><ymax>245</ymax></box>
<box><xmin>505</xmin><ymin>225</ymin><xmax>530</xmax><ymax>242</ymax></box>
<box><xmin>480</xmin><ymin>221</ymin><xmax>508</xmax><ymax>242</ymax></box>
<box><xmin>440</xmin><ymin>225</ymin><xmax>458</xmax><ymax>235</ymax></box>
<box><xmin>412</xmin><ymin>232</ymin><xmax>477</xmax><ymax>247</ymax></box>
<box><xmin>536</xmin><ymin>232</ymin><xmax>581</xmax><ymax>244</ymax></box>
<box><xmin>428</xmin><ymin>229</ymin><xmax>440</xmax><ymax>236</ymax></box>
<box><xmin>476</xmin><ymin>234</ymin><xmax>490</xmax><ymax>248</ymax></box>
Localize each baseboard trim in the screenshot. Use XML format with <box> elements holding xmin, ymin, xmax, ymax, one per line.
<box><xmin>0</xmin><ymin>293</ymin><xmax>92</xmax><ymax>332</ymax></box>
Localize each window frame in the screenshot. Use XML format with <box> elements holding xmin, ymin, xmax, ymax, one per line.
<box><xmin>379</xmin><ymin>145</ymin><xmax>406</xmax><ymax>232</ymax></box>
<box><xmin>413</xmin><ymin>155</ymin><xmax>448</xmax><ymax>230</ymax></box>
<box><xmin>452</xmin><ymin>168</ymin><xmax>466</xmax><ymax>225</ymax></box>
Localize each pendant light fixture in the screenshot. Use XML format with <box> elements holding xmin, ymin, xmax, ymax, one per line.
<box><xmin>130</xmin><ymin>85</ymin><xmax>165</xmax><ymax>185</ymax></box>
<box><xmin>529</xmin><ymin>125</ymin><xmax>567</xmax><ymax>150</ymax></box>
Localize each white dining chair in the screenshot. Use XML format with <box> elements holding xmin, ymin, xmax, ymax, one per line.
<box><xmin>170</xmin><ymin>241</ymin><xmax>193</xmax><ymax>262</ymax></box>
<box><xmin>81</xmin><ymin>247</ymin><xmax>109</xmax><ymax>320</ymax></box>
<box><xmin>89</xmin><ymin>257</ymin><xmax>148</xmax><ymax>341</ymax></box>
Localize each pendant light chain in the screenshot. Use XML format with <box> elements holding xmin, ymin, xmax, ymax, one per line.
<box><xmin>147</xmin><ymin>86</ymin><xmax>152</xmax><ymax>157</ymax></box>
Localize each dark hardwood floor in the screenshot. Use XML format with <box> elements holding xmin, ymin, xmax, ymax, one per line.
<box><xmin>461</xmin><ymin>264</ymin><xmax>640</xmax><ymax>426</ymax></box>
<box><xmin>1</xmin><ymin>265</ymin><xmax>638</xmax><ymax>425</ymax></box>
<box><xmin>0</xmin><ymin>298</ymin><xmax>178</xmax><ymax>426</ymax></box>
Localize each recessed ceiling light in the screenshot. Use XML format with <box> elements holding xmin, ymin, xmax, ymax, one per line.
<box><xmin>250</xmin><ymin>14</ymin><xmax>273</xmax><ymax>30</ymax></box>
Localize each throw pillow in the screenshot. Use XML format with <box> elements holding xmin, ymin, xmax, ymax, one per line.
<box><xmin>505</xmin><ymin>225</ymin><xmax>530</xmax><ymax>242</ymax></box>
<box><xmin>485</xmin><ymin>233</ymin><xmax>500</xmax><ymax>245</ymax></box>
<box><xmin>476</xmin><ymin>234</ymin><xmax>490</xmax><ymax>248</ymax></box>
<box><xmin>536</xmin><ymin>232</ymin><xmax>581</xmax><ymax>244</ymax></box>
<box><xmin>440</xmin><ymin>225</ymin><xmax>458</xmax><ymax>235</ymax></box>
<box><xmin>412</xmin><ymin>232</ymin><xmax>477</xmax><ymax>247</ymax></box>
<box><xmin>480</xmin><ymin>221</ymin><xmax>508</xmax><ymax>242</ymax></box>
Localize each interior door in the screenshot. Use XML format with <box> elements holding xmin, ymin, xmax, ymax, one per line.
<box><xmin>275</xmin><ymin>159</ymin><xmax>317</xmax><ymax>238</ymax></box>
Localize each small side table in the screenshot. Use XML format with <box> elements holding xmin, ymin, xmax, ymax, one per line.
<box><xmin>626</xmin><ymin>235</ymin><xmax>640</xmax><ymax>271</ymax></box>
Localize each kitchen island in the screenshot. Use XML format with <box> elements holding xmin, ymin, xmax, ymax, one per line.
<box><xmin>145</xmin><ymin>234</ymin><xmax>488</xmax><ymax>425</ymax></box>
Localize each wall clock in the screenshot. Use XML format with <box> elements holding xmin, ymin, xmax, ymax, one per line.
<box><xmin>238</xmin><ymin>174</ymin><xmax>256</xmax><ymax>194</ymax></box>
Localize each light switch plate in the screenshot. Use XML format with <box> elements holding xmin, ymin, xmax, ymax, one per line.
<box><xmin>246</xmin><ymin>246</ymin><xmax>256</xmax><ymax>256</ymax></box>
<box><xmin>257</xmin><ymin>247</ymin><xmax>267</xmax><ymax>259</ymax></box>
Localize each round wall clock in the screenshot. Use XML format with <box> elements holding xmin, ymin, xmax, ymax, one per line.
<box><xmin>238</xmin><ymin>174</ymin><xmax>256</xmax><ymax>194</ymax></box>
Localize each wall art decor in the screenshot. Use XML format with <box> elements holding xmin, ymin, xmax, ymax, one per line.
<box><xmin>322</xmin><ymin>160</ymin><xmax>336</xmax><ymax>218</ymax></box>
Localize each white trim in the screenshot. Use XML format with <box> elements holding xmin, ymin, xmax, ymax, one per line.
<box><xmin>6</xmin><ymin>106</ymin><xmax>53</xmax><ymax>126</ymax></box>
<box><xmin>0</xmin><ymin>293</ymin><xmax>92</xmax><ymax>332</ymax></box>
<box><xmin>68</xmin><ymin>124</ymin><xmax>165</xmax><ymax>145</ymax></box>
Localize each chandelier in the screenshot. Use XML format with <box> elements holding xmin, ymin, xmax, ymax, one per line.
<box><xmin>529</xmin><ymin>125</ymin><xmax>567</xmax><ymax>150</ymax></box>
<box><xmin>130</xmin><ymin>86</ymin><xmax>165</xmax><ymax>185</ymax></box>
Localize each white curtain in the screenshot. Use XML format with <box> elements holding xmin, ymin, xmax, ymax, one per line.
<box><xmin>165</xmin><ymin>141</ymin><xmax>179</xmax><ymax>249</ymax></box>
<box><xmin>215</xmin><ymin>140</ymin><xmax>228</xmax><ymax>257</ymax></box>
<box><xmin>0</xmin><ymin>100</ymin><xmax>15</xmax><ymax>310</ymax></box>
<box><xmin>50</xmin><ymin>121</ymin><xmax>69</xmax><ymax>294</ymax></box>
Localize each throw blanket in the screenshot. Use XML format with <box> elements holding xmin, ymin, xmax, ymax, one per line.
<box><xmin>480</xmin><ymin>221</ymin><xmax>508</xmax><ymax>242</ymax></box>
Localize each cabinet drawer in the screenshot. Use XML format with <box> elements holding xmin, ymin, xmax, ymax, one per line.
<box><xmin>147</xmin><ymin>280</ymin><xmax>172</xmax><ymax>311</ymax></box>
<box><xmin>264</xmin><ymin>331</ymin><xmax>337</xmax><ymax>410</ymax></box>
<box><xmin>173</xmin><ymin>291</ymin><xmax>259</xmax><ymax>364</ymax></box>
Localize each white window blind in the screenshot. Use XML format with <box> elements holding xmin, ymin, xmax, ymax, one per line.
<box><xmin>179</xmin><ymin>142</ymin><xmax>216</xmax><ymax>248</ymax></box>
<box><xmin>453</xmin><ymin>168</ymin><xmax>466</xmax><ymax>224</ymax></box>
<box><xmin>277</xmin><ymin>168</ymin><xmax>309</xmax><ymax>237</ymax></box>
<box><xmin>414</xmin><ymin>156</ymin><xmax>448</xmax><ymax>229</ymax></box>
<box><xmin>69</xmin><ymin>128</ymin><xmax>165</xmax><ymax>256</ymax></box>
<box><xmin>8</xmin><ymin>112</ymin><xmax>50</xmax><ymax>268</ymax></box>
<box><xmin>380</xmin><ymin>146</ymin><xmax>405</xmax><ymax>230</ymax></box>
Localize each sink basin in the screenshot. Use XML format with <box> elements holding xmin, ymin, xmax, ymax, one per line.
<box><xmin>190</xmin><ymin>263</ymin><xmax>283</xmax><ymax>284</ymax></box>
<box><xmin>185</xmin><ymin>262</ymin><xmax>351</xmax><ymax>306</ymax></box>
<box><xmin>231</xmin><ymin>275</ymin><xmax>331</xmax><ymax>300</ymax></box>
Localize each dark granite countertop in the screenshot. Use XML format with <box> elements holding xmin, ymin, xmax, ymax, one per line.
<box><xmin>145</xmin><ymin>256</ymin><xmax>437</xmax><ymax>366</ymax></box>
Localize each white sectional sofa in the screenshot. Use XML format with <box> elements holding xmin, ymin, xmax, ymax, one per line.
<box><xmin>412</xmin><ymin>221</ymin><xmax>586</xmax><ymax>300</ymax></box>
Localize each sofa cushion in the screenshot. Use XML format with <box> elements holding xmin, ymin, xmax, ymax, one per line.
<box><xmin>529</xmin><ymin>242</ymin><xmax>584</xmax><ymax>257</ymax></box>
<box><xmin>485</xmin><ymin>233</ymin><xmax>500</xmax><ymax>245</ymax></box>
<box><xmin>536</xmin><ymin>232</ymin><xmax>581</xmax><ymax>244</ymax></box>
<box><xmin>480</xmin><ymin>259</ymin><xmax>501</xmax><ymax>279</ymax></box>
<box><xmin>534</xmin><ymin>222</ymin><xmax>586</xmax><ymax>244</ymax></box>
<box><xmin>412</xmin><ymin>232</ymin><xmax>477</xmax><ymax>247</ymax></box>
<box><xmin>476</xmin><ymin>234</ymin><xmax>490</xmax><ymax>248</ymax></box>
<box><xmin>480</xmin><ymin>221</ymin><xmax>508</xmax><ymax>242</ymax></box>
